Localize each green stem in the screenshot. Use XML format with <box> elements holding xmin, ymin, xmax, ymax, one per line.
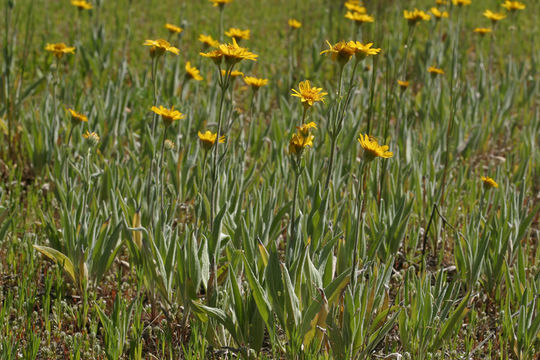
<box><xmin>289</xmin><ymin>161</ymin><xmax>301</xmax><ymax>259</ymax></box>
<box><xmin>351</xmin><ymin>162</ymin><xmax>369</xmax><ymax>289</ymax></box>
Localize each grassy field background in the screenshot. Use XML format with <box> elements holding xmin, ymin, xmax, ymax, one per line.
<box><xmin>0</xmin><ymin>0</ymin><xmax>539</xmax><ymax>359</ymax></box>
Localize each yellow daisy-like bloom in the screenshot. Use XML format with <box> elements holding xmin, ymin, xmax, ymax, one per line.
<box><xmin>199</xmin><ymin>34</ymin><xmax>220</xmax><ymax>48</ymax></box>
<box><xmin>143</xmin><ymin>39</ymin><xmax>180</xmax><ymax>57</ymax></box>
<box><xmin>348</xmin><ymin>41</ymin><xmax>382</xmax><ymax>60</ymax></box>
<box><xmin>67</xmin><ymin>108</ymin><xmax>88</xmax><ymax>124</ymax></box>
<box><xmin>345</xmin><ymin>2</ymin><xmax>367</xmax><ymax>14</ymax></box>
<box><xmin>288</xmin><ymin>18</ymin><xmax>302</xmax><ymax>29</ymax></box>
<box><xmin>243</xmin><ymin>76</ymin><xmax>269</xmax><ymax>90</ymax></box>
<box><xmin>320</xmin><ymin>40</ymin><xmax>357</xmax><ymax>65</ymax></box>
<box><xmin>185</xmin><ymin>61</ymin><xmax>203</xmax><ymax>81</ymax></box>
<box><xmin>501</xmin><ymin>1</ymin><xmax>525</xmax><ymax>11</ymax></box>
<box><xmin>200</xmin><ymin>49</ymin><xmax>223</xmax><ymax>65</ymax></box>
<box><xmin>83</xmin><ymin>131</ymin><xmax>100</xmax><ymax>145</ymax></box>
<box><xmin>209</xmin><ymin>0</ymin><xmax>233</xmax><ymax>7</ymax></box>
<box><xmin>403</xmin><ymin>9</ymin><xmax>431</xmax><ymax>25</ymax></box>
<box><xmin>436</xmin><ymin>0</ymin><xmax>448</xmax><ymax>5</ymax></box>
<box><xmin>71</xmin><ymin>0</ymin><xmax>92</xmax><ymax>10</ymax></box>
<box><xmin>165</xmin><ymin>23</ymin><xmax>183</xmax><ymax>34</ymax></box>
<box><xmin>344</xmin><ymin>11</ymin><xmax>374</xmax><ymax>24</ymax></box>
<box><xmin>45</xmin><ymin>43</ymin><xmax>76</xmax><ymax>58</ymax></box>
<box><xmin>151</xmin><ymin>105</ymin><xmax>186</xmax><ymax>127</ymax></box>
<box><xmin>198</xmin><ymin>130</ymin><xmax>225</xmax><ymax>150</ymax></box>
<box><xmin>358</xmin><ymin>134</ymin><xmax>393</xmax><ymax>161</ymax></box>
<box><xmin>289</xmin><ymin>132</ymin><xmax>314</xmax><ymax>155</ymax></box>
<box><xmin>218</xmin><ymin>38</ymin><xmax>258</xmax><ymax>65</ymax></box>
<box><xmin>474</xmin><ymin>27</ymin><xmax>492</xmax><ymax>35</ymax></box>
<box><xmin>483</xmin><ymin>10</ymin><xmax>506</xmax><ymax>23</ymax></box>
<box><xmin>430</xmin><ymin>7</ymin><xmax>449</xmax><ymax>19</ymax></box>
<box><xmin>452</xmin><ymin>0</ymin><xmax>471</xmax><ymax>6</ymax></box>
<box><xmin>225</xmin><ymin>27</ymin><xmax>250</xmax><ymax>41</ymax></box>
<box><xmin>296</xmin><ymin>122</ymin><xmax>317</xmax><ymax>136</ymax></box>
<box><xmin>291</xmin><ymin>80</ymin><xmax>328</xmax><ymax>109</ymax></box>
<box><xmin>481</xmin><ymin>176</ymin><xmax>498</xmax><ymax>189</ymax></box>
<box><xmin>221</xmin><ymin>69</ymin><xmax>244</xmax><ymax>78</ymax></box>
<box><xmin>428</xmin><ymin>66</ymin><xmax>445</xmax><ymax>76</ymax></box>
<box><xmin>397</xmin><ymin>80</ymin><xmax>410</xmax><ymax>89</ymax></box>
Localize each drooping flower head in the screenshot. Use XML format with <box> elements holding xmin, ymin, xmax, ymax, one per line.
<box><xmin>474</xmin><ymin>27</ymin><xmax>492</xmax><ymax>36</ymax></box>
<box><xmin>185</xmin><ymin>61</ymin><xmax>203</xmax><ymax>81</ymax></box>
<box><xmin>452</xmin><ymin>0</ymin><xmax>471</xmax><ymax>6</ymax></box>
<box><xmin>225</xmin><ymin>27</ymin><xmax>250</xmax><ymax>42</ymax></box>
<box><xmin>198</xmin><ymin>130</ymin><xmax>225</xmax><ymax>150</ymax></box>
<box><xmin>358</xmin><ymin>134</ymin><xmax>393</xmax><ymax>161</ymax></box>
<box><xmin>289</xmin><ymin>132</ymin><xmax>314</xmax><ymax>155</ymax></box>
<box><xmin>430</xmin><ymin>7</ymin><xmax>449</xmax><ymax>19</ymax></box>
<box><xmin>481</xmin><ymin>176</ymin><xmax>498</xmax><ymax>189</ymax></box>
<box><xmin>291</xmin><ymin>80</ymin><xmax>328</xmax><ymax>109</ymax></box>
<box><xmin>71</xmin><ymin>0</ymin><xmax>92</xmax><ymax>10</ymax></box>
<box><xmin>288</xmin><ymin>18</ymin><xmax>302</xmax><ymax>29</ymax></box>
<box><xmin>199</xmin><ymin>34</ymin><xmax>220</xmax><ymax>48</ymax></box>
<box><xmin>151</xmin><ymin>105</ymin><xmax>186</xmax><ymax>127</ymax></box>
<box><xmin>296</xmin><ymin>122</ymin><xmax>317</xmax><ymax>137</ymax></box>
<box><xmin>243</xmin><ymin>76</ymin><xmax>269</xmax><ymax>91</ymax></box>
<box><xmin>45</xmin><ymin>43</ymin><xmax>76</xmax><ymax>58</ymax></box>
<box><xmin>320</xmin><ymin>40</ymin><xmax>357</xmax><ymax>65</ymax></box>
<box><xmin>143</xmin><ymin>39</ymin><xmax>180</xmax><ymax>57</ymax></box>
<box><xmin>403</xmin><ymin>9</ymin><xmax>431</xmax><ymax>25</ymax></box>
<box><xmin>483</xmin><ymin>10</ymin><xmax>506</xmax><ymax>23</ymax></box>
<box><xmin>348</xmin><ymin>41</ymin><xmax>382</xmax><ymax>60</ymax></box>
<box><xmin>344</xmin><ymin>11</ymin><xmax>374</xmax><ymax>25</ymax></box>
<box><xmin>501</xmin><ymin>1</ymin><xmax>525</xmax><ymax>11</ymax></box>
<box><xmin>209</xmin><ymin>0</ymin><xmax>233</xmax><ymax>8</ymax></box>
<box><xmin>165</xmin><ymin>23</ymin><xmax>183</xmax><ymax>35</ymax></box>
<box><xmin>428</xmin><ymin>66</ymin><xmax>445</xmax><ymax>76</ymax></box>
<box><xmin>67</xmin><ymin>108</ymin><xmax>88</xmax><ymax>124</ymax></box>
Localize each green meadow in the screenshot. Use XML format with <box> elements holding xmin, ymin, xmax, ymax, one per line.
<box><xmin>0</xmin><ymin>0</ymin><xmax>538</xmax><ymax>358</ymax></box>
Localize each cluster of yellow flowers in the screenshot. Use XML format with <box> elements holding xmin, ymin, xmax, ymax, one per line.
<box><xmin>289</xmin><ymin>122</ymin><xmax>316</xmax><ymax>155</ymax></box>
<box><xmin>344</xmin><ymin>0</ymin><xmax>373</xmax><ymax>25</ymax></box>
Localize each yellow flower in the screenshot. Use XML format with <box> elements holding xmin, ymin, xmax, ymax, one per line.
<box><xmin>296</xmin><ymin>122</ymin><xmax>317</xmax><ymax>136</ymax></box>
<box><xmin>288</xmin><ymin>18</ymin><xmax>302</xmax><ymax>29</ymax></box>
<box><xmin>320</xmin><ymin>41</ymin><xmax>357</xmax><ymax>65</ymax></box>
<box><xmin>209</xmin><ymin>0</ymin><xmax>233</xmax><ymax>7</ymax></box>
<box><xmin>185</xmin><ymin>61</ymin><xmax>203</xmax><ymax>81</ymax></box>
<box><xmin>198</xmin><ymin>130</ymin><xmax>225</xmax><ymax>150</ymax></box>
<box><xmin>71</xmin><ymin>0</ymin><xmax>92</xmax><ymax>10</ymax></box>
<box><xmin>221</xmin><ymin>69</ymin><xmax>245</xmax><ymax>78</ymax></box>
<box><xmin>428</xmin><ymin>66</ymin><xmax>445</xmax><ymax>76</ymax></box>
<box><xmin>165</xmin><ymin>23</ymin><xmax>183</xmax><ymax>34</ymax></box>
<box><xmin>348</xmin><ymin>41</ymin><xmax>382</xmax><ymax>60</ymax></box>
<box><xmin>403</xmin><ymin>9</ymin><xmax>431</xmax><ymax>25</ymax></box>
<box><xmin>481</xmin><ymin>176</ymin><xmax>498</xmax><ymax>189</ymax></box>
<box><xmin>358</xmin><ymin>134</ymin><xmax>393</xmax><ymax>161</ymax></box>
<box><xmin>289</xmin><ymin>133</ymin><xmax>314</xmax><ymax>155</ymax></box>
<box><xmin>45</xmin><ymin>43</ymin><xmax>76</xmax><ymax>58</ymax></box>
<box><xmin>151</xmin><ymin>105</ymin><xmax>186</xmax><ymax>127</ymax></box>
<box><xmin>344</xmin><ymin>11</ymin><xmax>374</xmax><ymax>24</ymax></box>
<box><xmin>436</xmin><ymin>0</ymin><xmax>448</xmax><ymax>5</ymax></box>
<box><xmin>344</xmin><ymin>2</ymin><xmax>367</xmax><ymax>14</ymax></box>
<box><xmin>430</xmin><ymin>7</ymin><xmax>449</xmax><ymax>19</ymax></box>
<box><xmin>200</xmin><ymin>49</ymin><xmax>223</xmax><ymax>65</ymax></box>
<box><xmin>397</xmin><ymin>80</ymin><xmax>410</xmax><ymax>89</ymax></box>
<box><xmin>218</xmin><ymin>38</ymin><xmax>258</xmax><ymax>65</ymax></box>
<box><xmin>83</xmin><ymin>131</ymin><xmax>100</xmax><ymax>145</ymax></box>
<box><xmin>501</xmin><ymin>1</ymin><xmax>525</xmax><ymax>11</ymax></box>
<box><xmin>199</xmin><ymin>34</ymin><xmax>220</xmax><ymax>48</ymax></box>
<box><xmin>483</xmin><ymin>10</ymin><xmax>506</xmax><ymax>23</ymax></box>
<box><xmin>474</xmin><ymin>27</ymin><xmax>492</xmax><ymax>35</ymax></box>
<box><xmin>452</xmin><ymin>0</ymin><xmax>471</xmax><ymax>6</ymax></box>
<box><xmin>291</xmin><ymin>80</ymin><xmax>328</xmax><ymax>109</ymax></box>
<box><xmin>225</xmin><ymin>27</ymin><xmax>250</xmax><ymax>41</ymax></box>
<box><xmin>143</xmin><ymin>39</ymin><xmax>180</xmax><ymax>57</ymax></box>
<box><xmin>243</xmin><ymin>76</ymin><xmax>269</xmax><ymax>90</ymax></box>
<box><xmin>67</xmin><ymin>108</ymin><xmax>88</xmax><ymax>124</ymax></box>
